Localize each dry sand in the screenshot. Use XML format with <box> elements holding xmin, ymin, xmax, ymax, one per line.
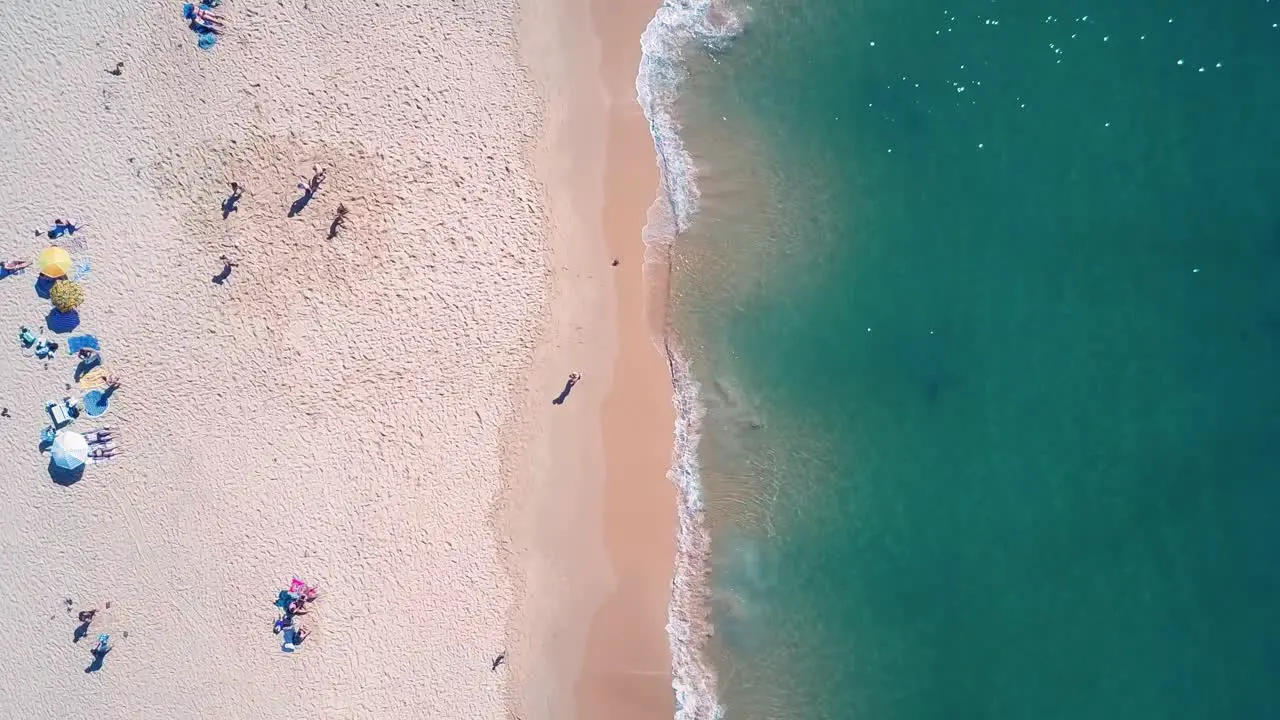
<box><xmin>0</xmin><ymin>0</ymin><xmax>544</xmax><ymax>717</ymax></box>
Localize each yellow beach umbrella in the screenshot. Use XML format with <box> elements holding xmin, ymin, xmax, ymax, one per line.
<box><xmin>38</xmin><ymin>247</ymin><xmax>73</xmax><ymax>278</ymax></box>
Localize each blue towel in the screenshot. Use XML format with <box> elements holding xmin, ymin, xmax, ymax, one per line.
<box><xmin>67</xmin><ymin>335</ymin><xmax>100</xmax><ymax>355</ymax></box>
<box><xmin>198</xmin><ymin>32</ymin><xmax>219</xmax><ymax>50</ymax></box>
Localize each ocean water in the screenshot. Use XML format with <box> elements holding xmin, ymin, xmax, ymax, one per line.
<box><xmin>640</xmin><ymin>1</ymin><xmax>1280</xmax><ymax>719</ymax></box>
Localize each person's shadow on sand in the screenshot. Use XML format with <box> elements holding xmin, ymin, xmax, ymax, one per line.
<box><xmin>85</xmin><ymin>648</ymin><xmax>108</xmax><ymax>673</ymax></box>
<box><xmin>288</xmin><ymin>190</ymin><xmax>314</xmax><ymax>218</ymax></box>
<box><xmin>222</xmin><ymin>188</ymin><xmax>242</xmax><ymax>219</ymax></box>
<box><xmin>551</xmin><ymin>373</ymin><xmax>581</xmax><ymax>405</ymax></box>
<box><xmin>212</xmin><ymin>256</ymin><xmax>237</xmax><ymax>285</ymax></box>
<box><xmin>73</xmin><ymin>620</ymin><xmax>91</xmax><ymax>643</ymax></box>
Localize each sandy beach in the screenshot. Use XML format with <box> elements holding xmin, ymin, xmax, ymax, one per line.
<box><xmin>0</xmin><ymin>0</ymin><xmax>674</xmax><ymax>718</ymax></box>
<box><xmin>514</xmin><ymin>0</ymin><xmax>677</xmax><ymax>717</ymax></box>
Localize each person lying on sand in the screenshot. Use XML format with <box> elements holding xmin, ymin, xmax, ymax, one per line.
<box><xmin>42</xmin><ymin>219</ymin><xmax>80</xmax><ymax>239</ymax></box>
<box><xmin>184</xmin><ymin>3</ymin><xmax>225</xmax><ymax>28</ymax></box>
<box><xmin>89</xmin><ymin>446</ymin><xmax>118</xmax><ymax>459</ymax></box>
<box><xmin>3</xmin><ymin>259</ymin><xmax>31</xmax><ymax>272</ymax></box>
<box><xmin>84</xmin><ymin>428</ymin><xmax>114</xmax><ymax>444</ymax></box>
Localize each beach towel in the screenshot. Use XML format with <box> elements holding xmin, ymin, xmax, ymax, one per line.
<box><xmin>82</xmin><ymin>389</ymin><xmax>110</xmax><ymax>418</ymax></box>
<box><xmin>281</xmin><ymin>628</ymin><xmax>300</xmax><ymax>652</ymax></box>
<box><xmin>67</xmin><ymin>335</ymin><xmax>100</xmax><ymax>355</ymax></box>
<box><xmin>78</xmin><ymin>366</ymin><xmax>109</xmax><ymax>390</ymax></box>
<box><xmin>71</xmin><ymin>259</ymin><xmax>92</xmax><ymax>280</ymax></box>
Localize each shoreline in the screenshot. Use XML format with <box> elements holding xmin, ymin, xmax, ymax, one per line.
<box><xmin>511</xmin><ymin>0</ymin><xmax>676</xmax><ymax>717</ymax></box>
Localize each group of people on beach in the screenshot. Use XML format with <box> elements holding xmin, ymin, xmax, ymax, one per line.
<box><xmin>84</xmin><ymin>426</ymin><xmax>121</xmax><ymax>460</ymax></box>
<box><xmin>215</xmin><ymin>165</ymin><xmax>345</xmax><ymax>281</ymax></box>
<box><xmin>71</xmin><ymin>604</ymin><xmax>114</xmax><ymax>670</ymax></box>
<box><xmin>273</xmin><ymin>579</ymin><xmax>319</xmax><ymax>652</ymax></box>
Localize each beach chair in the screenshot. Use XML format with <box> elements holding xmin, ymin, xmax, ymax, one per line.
<box><xmin>46</xmin><ymin>397</ymin><xmax>78</xmax><ymax>428</ymax></box>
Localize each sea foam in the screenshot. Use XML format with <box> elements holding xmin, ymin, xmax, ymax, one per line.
<box><xmin>637</xmin><ymin>2</ymin><xmax>744</xmax><ymax>719</ymax></box>
<box><xmin>639</xmin><ymin>0</ymin><xmax>744</xmax><ymax>237</ymax></box>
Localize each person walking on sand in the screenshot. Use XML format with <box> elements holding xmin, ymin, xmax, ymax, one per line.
<box><xmin>328</xmin><ymin>203</ymin><xmax>349</xmax><ymax>239</ymax></box>
<box><xmin>552</xmin><ymin>372</ymin><xmax>582</xmax><ymax>405</ymax></box>
<box><xmin>223</xmin><ymin>182</ymin><xmax>243</xmax><ymax>218</ymax></box>
<box><xmin>213</xmin><ymin>255</ymin><xmax>237</xmax><ymax>285</ymax></box>
<box><xmin>299</xmin><ymin>165</ymin><xmax>326</xmax><ymax>195</ymax></box>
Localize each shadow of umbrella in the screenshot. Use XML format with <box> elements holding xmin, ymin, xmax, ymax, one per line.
<box><xmin>34</xmin><ymin>275</ymin><xmax>55</xmax><ymax>299</ymax></box>
<box><xmin>49</xmin><ymin>460</ymin><xmax>85</xmax><ymax>486</ymax></box>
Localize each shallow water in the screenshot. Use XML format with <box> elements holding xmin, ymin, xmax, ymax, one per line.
<box><xmin>656</xmin><ymin>0</ymin><xmax>1280</xmax><ymax>717</ymax></box>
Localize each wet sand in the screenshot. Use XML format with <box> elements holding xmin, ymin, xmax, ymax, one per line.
<box><xmin>577</xmin><ymin>0</ymin><xmax>678</xmax><ymax>717</ymax></box>
<box><xmin>512</xmin><ymin>0</ymin><xmax>675</xmax><ymax>717</ymax></box>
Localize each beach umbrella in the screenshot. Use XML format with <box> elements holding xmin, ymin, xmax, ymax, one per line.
<box><xmin>50</xmin><ymin>431</ymin><xmax>90</xmax><ymax>470</ymax></box>
<box><xmin>38</xmin><ymin>246</ymin><xmax>73</xmax><ymax>278</ymax></box>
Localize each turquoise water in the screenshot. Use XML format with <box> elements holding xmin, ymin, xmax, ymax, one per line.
<box><xmin>660</xmin><ymin>1</ymin><xmax>1280</xmax><ymax>717</ymax></box>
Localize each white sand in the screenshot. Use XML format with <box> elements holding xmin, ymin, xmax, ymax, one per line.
<box><xmin>0</xmin><ymin>0</ymin><xmax>548</xmax><ymax>717</ymax></box>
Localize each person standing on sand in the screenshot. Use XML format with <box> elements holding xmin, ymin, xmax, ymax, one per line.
<box><xmin>328</xmin><ymin>203</ymin><xmax>349</xmax><ymax>239</ymax></box>
<box><xmin>299</xmin><ymin>165</ymin><xmax>326</xmax><ymax>195</ymax></box>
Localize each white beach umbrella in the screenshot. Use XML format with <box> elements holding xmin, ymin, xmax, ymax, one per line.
<box><xmin>51</xmin><ymin>431</ymin><xmax>90</xmax><ymax>470</ymax></box>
